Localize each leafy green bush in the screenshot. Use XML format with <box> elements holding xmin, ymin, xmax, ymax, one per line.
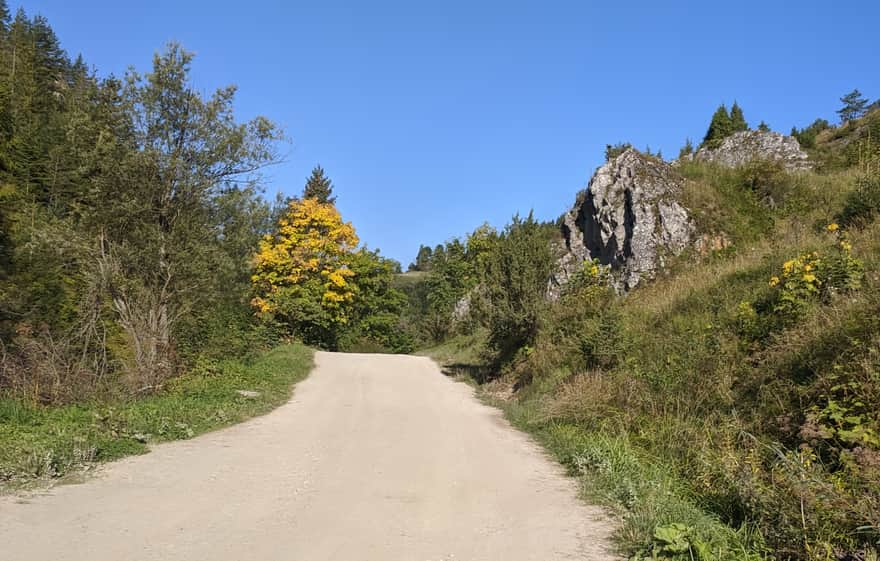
<box><xmin>338</xmin><ymin>312</ymin><xmax>415</xmax><ymax>354</ymax></box>
<box><xmin>739</xmin><ymin>159</ymin><xmax>793</xmax><ymax>209</ymax></box>
<box><xmin>533</xmin><ymin>259</ymin><xmax>623</xmax><ymax>377</ymax></box>
<box><xmin>482</xmin><ymin>213</ymin><xmax>555</xmax><ymax>367</ymax></box>
<box><xmin>792</xmin><ymin>119</ymin><xmax>831</xmax><ymax>150</ymax></box>
<box><xmin>839</xmin><ymin>175</ymin><xmax>880</xmax><ymax>228</ymax></box>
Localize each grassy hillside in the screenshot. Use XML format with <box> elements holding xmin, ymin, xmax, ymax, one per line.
<box><xmin>422</xmin><ymin>111</ymin><xmax>880</xmax><ymax>560</ymax></box>
<box><xmin>0</xmin><ymin>343</ymin><xmax>313</xmax><ymax>487</ymax></box>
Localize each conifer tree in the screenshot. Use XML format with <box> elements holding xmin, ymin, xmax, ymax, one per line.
<box><xmin>758</xmin><ymin>121</ymin><xmax>770</xmax><ymax>132</ymax></box>
<box><xmin>303</xmin><ymin>164</ymin><xmax>335</xmax><ymax>204</ymax></box>
<box><xmin>730</xmin><ymin>101</ymin><xmax>749</xmax><ymax>133</ymax></box>
<box><xmin>409</xmin><ymin>245</ymin><xmax>433</xmax><ymax>272</ymax></box>
<box><xmin>8</xmin><ymin>10</ymin><xmax>34</xmax><ymax>104</ymax></box>
<box><xmin>0</xmin><ymin>2</ymin><xmax>11</xmax><ymax>151</ymax></box>
<box><xmin>702</xmin><ymin>104</ymin><xmax>733</xmax><ymax>148</ymax></box>
<box><xmin>31</xmin><ymin>16</ymin><xmax>67</xmax><ymax>93</ymax></box>
<box><xmin>0</xmin><ymin>1</ymin><xmax>10</xmax><ymax>33</ymax></box>
<box><xmin>837</xmin><ymin>89</ymin><xmax>869</xmax><ymax>123</ymax></box>
<box><xmin>678</xmin><ymin>138</ymin><xmax>694</xmax><ymax>159</ymax></box>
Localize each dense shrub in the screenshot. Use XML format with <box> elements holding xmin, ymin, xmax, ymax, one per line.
<box><xmin>738</xmin><ymin>159</ymin><xmax>793</xmax><ymax>209</ymax></box>
<box><xmin>792</xmin><ymin>119</ymin><xmax>831</xmax><ymax>150</ymax></box>
<box><xmin>839</xmin><ymin>175</ymin><xmax>880</xmax><ymax>228</ymax></box>
<box><xmin>481</xmin><ymin>213</ymin><xmax>555</xmax><ymax>367</ymax></box>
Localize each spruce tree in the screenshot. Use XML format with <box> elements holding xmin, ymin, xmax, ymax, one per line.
<box><xmin>730</xmin><ymin>101</ymin><xmax>749</xmax><ymax>132</ymax></box>
<box><xmin>0</xmin><ymin>0</ymin><xmax>10</xmax><ymax>33</ymax></box>
<box><xmin>757</xmin><ymin>121</ymin><xmax>770</xmax><ymax>132</ymax></box>
<box><xmin>409</xmin><ymin>245</ymin><xmax>433</xmax><ymax>272</ymax></box>
<box><xmin>303</xmin><ymin>164</ymin><xmax>335</xmax><ymax>204</ymax></box>
<box><xmin>32</xmin><ymin>16</ymin><xmax>67</xmax><ymax>90</ymax></box>
<box><xmin>702</xmin><ymin>104</ymin><xmax>733</xmax><ymax>148</ymax></box>
<box><xmin>0</xmin><ymin>1</ymin><xmax>11</xmax><ymax>147</ymax></box>
<box><xmin>678</xmin><ymin>138</ymin><xmax>694</xmax><ymax>159</ymax></box>
<box><xmin>837</xmin><ymin>89</ymin><xmax>869</xmax><ymax>123</ymax></box>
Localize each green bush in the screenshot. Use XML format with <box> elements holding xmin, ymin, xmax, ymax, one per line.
<box><xmin>792</xmin><ymin>119</ymin><xmax>831</xmax><ymax>150</ymax></box>
<box><xmin>739</xmin><ymin>159</ymin><xmax>793</xmax><ymax>209</ymax></box>
<box><xmin>482</xmin><ymin>213</ymin><xmax>555</xmax><ymax>367</ymax></box>
<box><xmin>839</xmin><ymin>175</ymin><xmax>880</xmax><ymax>228</ymax></box>
<box><xmin>338</xmin><ymin>312</ymin><xmax>415</xmax><ymax>354</ymax></box>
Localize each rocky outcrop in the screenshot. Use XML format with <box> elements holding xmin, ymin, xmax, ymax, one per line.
<box><xmin>452</xmin><ymin>290</ymin><xmax>472</xmax><ymax>322</ymax></box>
<box><xmin>691</xmin><ymin>130</ymin><xmax>811</xmax><ymax>171</ymax></box>
<box><xmin>553</xmin><ymin>149</ymin><xmax>694</xmax><ymax>293</ymax></box>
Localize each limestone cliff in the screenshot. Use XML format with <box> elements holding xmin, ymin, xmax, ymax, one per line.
<box><xmin>553</xmin><ymin>149</ymin><xmax>694</xmax><ymax>293</ymax></box>
<box><xmin>691</xmin><ymin>130</ymin><xmax>811</xmax><ymax>171</ymax></box>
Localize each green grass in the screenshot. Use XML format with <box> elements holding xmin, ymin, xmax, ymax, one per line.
<box><xmin>500</xmin><ymin>401</ymin><xmax>767</xmax><ymax>560</ymax></box>
<box><xmin>393</xmin><ymin>270</ymin><xmax>429</xmax><ymax>286</ymax></box>
<box><xmin>418</xmin><ymin>330</ymin><xmax>485</xmax><ymax>364</ymax></box>
<box><xmin>419</xmin><ymin>333</ymin><xmax>767</xmax><ymax>559</ymax></box>
<box><xmin>418</xmin><ymin>329</ymin><xmax>491</xmax><ymax>383</ymax></box>
<box><xmin>0</xmin><ymin>343</ymin><xmax>313</xmax><ymax>487</ymax></box>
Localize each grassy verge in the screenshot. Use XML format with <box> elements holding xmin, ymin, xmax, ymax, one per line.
<box><xmin>425</xmin><ymin>335</ymin><xmax>767</xmax><ymax>560</ymax></box>
<box><xmin>0</xmin><ymin>343</ymin><xmax>313</xmax><ymax>488</ymax></box>
<box><xmin>418</xmin><ymin>329</ymin><xmax>491</xmax><ymax>383</ymax></box>
<box><xmin>501</xmin><ymin>400</ymin><xmax>767</xmax><ymax>560</ymax></box>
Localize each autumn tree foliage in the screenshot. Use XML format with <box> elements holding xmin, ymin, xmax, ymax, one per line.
<box><xmin>251</xmin><ymin>198</ymin><xmax>359</xmax><ymax>347</ymax></box>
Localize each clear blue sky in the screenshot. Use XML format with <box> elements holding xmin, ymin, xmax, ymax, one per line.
<box><xmin>13</xmin><ymin>0</ymin><xmax>880</xmax><ymax>265</ymax></box>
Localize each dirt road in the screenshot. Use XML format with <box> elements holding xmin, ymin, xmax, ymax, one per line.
<box><xmin>1</xmin><ymin>352</ymin><xmax>614</xmax><ymax>560</ymax></box>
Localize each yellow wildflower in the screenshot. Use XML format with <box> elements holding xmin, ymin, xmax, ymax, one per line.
<box><xmin>769</xmin><ymin>276</ymin><xmax>780</xmax><ymax>287</ymax></box>
<box><xmin>803</xmin><ymin>273</ymin><xmax>817</xmax><ymax>283</ymax></box>
<box><xmin>826</xmin><ymin>223</ymin><xmax>839</xmax><ymax>232</ymax></box>
<box><xmin>840</xmin><ymin>240</ymin><xmax>852</xmax><ymax>252</ymax></box>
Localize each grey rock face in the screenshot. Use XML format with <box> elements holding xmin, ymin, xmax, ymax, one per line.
<box><xmin>452</xmin><ymin>291</ymin><xmax>472</xmax><ymax>322</ymax></box>
<box><xmin>554</xmin><ymin>149</ymin><xmax>694</xmax><ymax>293</ymax></box>
<box><xmin>692</xmin><ymin>130</ymin><xmax>811</xmax><ymax>171</ymax></box>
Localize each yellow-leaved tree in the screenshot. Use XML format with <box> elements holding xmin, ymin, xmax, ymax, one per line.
<box><xmin>251</xmin><ymin>197</ymin><xmax>359</xmax><ymax>347</ymax></box>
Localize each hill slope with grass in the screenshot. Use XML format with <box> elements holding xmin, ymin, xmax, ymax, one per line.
<box><xmin>412</xmin><ymin>106</ymin><xmax>880</xmax><ymax>561</ymax></box>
